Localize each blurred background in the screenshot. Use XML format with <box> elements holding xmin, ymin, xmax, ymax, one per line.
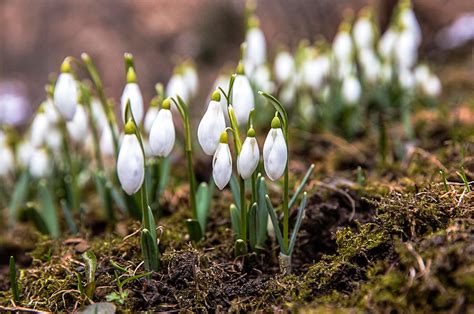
<box><xmin>0</xmin><ymin>0</ymin><xmax>473</xmax><ymax>125</ymax></box>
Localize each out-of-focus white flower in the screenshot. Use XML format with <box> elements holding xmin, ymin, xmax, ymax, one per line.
<box><xmin>333</xmin><ymin>25</ymin><xmax>353</xmax><ymax>62</ymax></box>
<box><xmin>121</xmin><ymin>67</ymin><xmax>144</xmax><ymax>125</ymax></box>
<box><xmin>232</xmin><ymin>63</ymin><xmax>255</xmax><ymax>125</ymax></box>
<box><xmin>244</xmin><ymin>16</ymin><xmax>266</xmax><ymax>76</ymax></box>
<box><xmin>342</xmin><ymin>75</ymin><xmax>362</xmax><ymax>104</ymax></box>
<box><xmin>17</xmin><ymin>140</ymin><xmax>34</xmax><ymax>168</ymax></box>
<box><xmin>144</xmin><ymin>105</ymin><xmax>159</xmax><ymax>135</ymax></box>
<box><xmin>253</xmin><ymin>65</ymin><xmax>274</xmax><ymax>93</ymax></box>
<box><xmin>29</xmin><ymin>149</ymin><xmax>51</xmax><ymax>178</ymax></box>
<box><xmin>298</xmin><ymin>94</ymin><xmax>316</xmax><ymax>126</ymax></box>
<box><xmin>149</xmin><ymin>99</ymin><xmax>175</xmax><ymax>157</ymax></box>
<box><xmin>100</xmin><ymin>123</ymin><xmax>115</xmax><ymax>157</ymax></box>
<box><xmin>353</xmin><ymin>12</ymin><xmax>374</xmax><ymax>50</ymax></box>
<box><xmin>303</xmin><ymin>54</ymin><xmax>331</xmax><ymax>91</ymax></box>
<box><xmin>117</xmin><ymin>121</ymin><xmax>145</xmax><ymax>195</ymax></box>
<box><xmin>280</xmin><ymin>80</ymin><xmax>297</xmax><ymax>107</ymax></box>
<box><xmin>54</xmin><ymin>59</ymin><xmax>78</xmax><ymax>121</ymax></box>
<box><xmin>43</xmin><ymin>98</ymin><xmax>60</xmax><ymax>124</ymax></box>
<box><xmin>198</xmin><ymin>91</ymin><xmax>226</xmax><ymax>156</ymax></box>
<box><xmin>398</xmin><ymin>68</ymin><xmax>416</xmax><ymax>90</ymax></box>
<box><xmin>337</xmin><ymin>60</ymin><xmax>355</xmax><ymax>80</ymax></box>
<box><xmin>359</xmin><ymin>49</ymin><xmax>381</xmax><ymax>83</ymax></box>
<box><xmin>212</xmin><ymin>132</ymin><xmax>232</xmax><ymax>190</ymax></box>
<box><xmin>395</xmin><ymin>30</ymin><xmax>418</xmax><ymax>69</ymax></box>
<box><xmin>399</xmin><ymin>4</ymin><xmax>422</xmax><ymax>45</ymax></box>
<box><xmin>67</xmin><ymin>104</ymin><xmax>88</xmax><ymax>144</ymax></box>
<box><xmin>0</xmin><ymin>81</ymin><xmax>30</xmax><ymax>126</ymax></box>
<box><xmin>414</xmin><ymin>64</ymin><xmax>431</xmax><ymax>85</ymax></box>
<box><xmin>46</xmin><ymin>127</ymin><xmax>63</xmax><ymax>152</ymax></box>
<box><xmin>274</xmin><ymin>51</ymin><xmax>295</xmax><ymax>83</ymax></box>
<box><xmin>422</xmin><ymin>74</ymin><xmax>442</xmax><ymax>97</ymax></box>
<box><xmin>0</xmin><ymin>143</ymin><xmax>14</xmax><ymax>177</ymax></box>
<box><xmin>378</xmin><ymin>28</ymin><xmax>398</xmax><ymax>60</ymax></box>
<box><xmin>166</xmin><ymin>72</ymin><xmax>189</xmax><ymax>103</ymax></box>
<box><xmin>237</xmin><ymin>128</ymin><xmax>259</xmax><ymax>179</ymax></box>
<box><xmin>30</xmin><ymin>111</ymin><xmax>49</xmax><ymax>148</ymax></box>
<box><xmin>213</xmin><ymin>74</ymin><xmax>230</xmax><ymax>122</ymax></box>
<box><xmin>91</xmin><ymin>99</ymin><xmax>107</xmax><ymax>132</ymax></box>
<box><xmin>182</xmin><ymin>63</ymin><xmax>199</xmax><ymax>98</ymax></box>
<box><xmin>263</xmin><ymin>116</ymin><xmax>287</xmax><ymax>181</ymax></box>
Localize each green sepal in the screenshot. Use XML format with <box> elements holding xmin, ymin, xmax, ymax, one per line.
<box><xmin>140</xmin><ymin>228</ymin><xmax>160</xmax><ymax>272</ymax></box>
<box><xmin>186</xmin><ymin>219</ymin><xmax>203</xmax><ymax>241</ymax></box>
<box><xmin>230</xmin><ymin>204</ymin><xmax>241</xmax><ymax>239</ymax></box>
<box><xmin>82</xmin><ymin>251</ymin><xmax>97</xmax><ymax>299</ymax></box>
<box><xmin>288</xmin><ymin>192</ymin><xmax>308</xmax><ymax>255</ymax></box>
<box><xmin>234</xmin><ymin>238</ymin><xmax>247</xmax><ymax>257</ymax></box>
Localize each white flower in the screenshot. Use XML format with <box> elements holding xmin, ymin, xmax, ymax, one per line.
<box><xmin>117</xmin><ymin>124</ymin><xmax>145</xmax><ymax>195</ymax></box>
<box><xmin>121</xmin><ymin>69</ymin><xmax>144</xmax><ymax>125</ymax></box>
<box><xmin>359</xmin><ymin>49</ymin><xmax>381</xmax><ymax>83</ymax></box>
<box><xmin>0</xmin><ymin>144</ymin><xmax>14</xmax><ymax>177</ymax></box>
<box><xmin>253</xmin><ymin>65</ymin><xmax>274</xmax><ymax>93</ymax></box>
<box><xmin>166</xmin><ymin>73</ymin><xmax>189</xmax><ymax>103</ymax></box>
<box><xmin>399</xmin><ymin>6</ymin><xmax>422</xmax><ymax>45</ymax></box>
<box><xmin>53</xmin><ymin>61</ymin><xmax>78</xmax><ymax>121</ymax></box>
<box><xmin>302</xmin><ymin>55</ymin><xmax>330</xmax><ymax>91</ymax></box>
<box><xmin>198</xmin><ymin>92</ymin><xmax>226</xmax><ymax>155</ymax></box>
<box><xmin>263</xmin><ymin>117</ymin><xmax>287</xmax><ymax>181</ymax></box>
<box><xmin>67</xmin><ymin>104</ymin><xmax>88</xmax><ymax>143</ymax></box>
<box><xmin>274</xmin><ymin>51</ymin><xmax>295</xmax><ymax>83</ymax></box>
<box><xmin>212</xmin><ymin>132</ymin><xmax>232</xmax><ymax>190</ymax></box>
<box><xmin>91</xmin><ymin>99</ymin><xmax>107</xmax><ymax>132</ymax></box>
<box><xmin>395</xmin><ymin>30</ymin><xmax>418</xmax><ymax>70</ymax></box>
<box><xmin>29</xmin><ymin>149</ymin><xmax>51</xmax><ymax>178</ymax></box>
<box><xmin>43</xmin><ymin>98</ymin><xmax>60</xmax><ymax>124</ymax></box>
<box><xmin>183</xmin><ymin>64</ymin><xmax>199</xmax><ymax>97</ymax></box>
<box><xmin>333</xmin><ymin>29</ymin><xmax>353</xmax><ymax>62</ymax></box>
<box><xmin>237</xmin><ymin>129</ymin><xmax>260</xmax><ymax>179</ymax></box>
<box><xmin>378</xmin><ymin>28</ymin><xmax>398</xmax><ymax>60</ymax></box>
<box><xmin>30</xmin><ymin>111</ymin><xmax>49</xmax><ymax>148</ymax></box>
<box><xmin>46</xmin><ymin>127</ymin><xmax>63</xmax><ymax>152</ymax></box>
<box><xmin>213</xmin><ymin>75</ymin><xmax>230</xmax><ymax>123</ymax></box>
<box><xmin>149</xmin><ymin>100</ymin><xmax>175</xmax><ymax>157</ymax></box>
<box><xmin>17</xmin><ymin>140</ymin><xmax>34</xmax><ymax>167</ymax></box>
<box><xmin>353</xmin><ymin>16</ymin><xmax>373</xmax><ymax>50</ymax></box>
<box><xmin>398</xmin><ymin>68</ymin><xmax>416</xmax><ymax>90</ymax></box>
<box><xmin>100</xmin><ymin>124</ymin><xmax>115</xmax><ymax>157</ymax></box>
<box><xmin>144</xmin><ymin>105</ymin><xmax>159</xmax><ymax>135</ymax></box>
<box><xmin>244</xmin><ymin>24</ymin><xmax>266</xmax><ymax>74</ymax></box>
<box><xmin>342</xmin><ymin>75</ymin><xmax>362</xmax><ymax>104</ymax></box>
<box><xmin>414</xmin><ymin>64</ymin><xmax>430</xmax><ymax>85</ymax></box>
<box><xmin>232</xmin><ymin>67</ymin><xmax>255</xmax><ymax>125</ymax></box>
<box><xmin>423</xmin><ymin>75</ymin><xmax>442</xmax><ymax>97</ymax></box>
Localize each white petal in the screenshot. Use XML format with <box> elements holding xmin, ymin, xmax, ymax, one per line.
<box><xmin>197</xmin><ymin>100</ymin><xmax>226</xmax><ymax>155</ymax></box>
<box><xmin>54</xmin><ymin>73</ymin><xmax>78</xmax><ymax>121</ymax></box>
<box><xmin>149</xmin><ymin>109</ymin><xmax>175</xmax><ymax>157</ymax></box>
<box><xmin>274</xmin><ymin>51</ymin><xmax>294</xmax><ymax>83</ymax></box>
<box><xmin>17</xmin><ymin>141</ymin><xmax>34</xmax><ymax>167</ymax></box>
<box><xmin>144</xmin><ymin>106</ymin><xmax>159</xmax><ymax>134</ymax></box>
<box><xmin>67</xmin><ymin>105</ymin><xmax>88</xmax><ymax>143</ymax></box>
<box><xmin>29</xmin><ymin>149</ymin><xmax>51</xmax><ymax>178</ymax></box>
<box><xmin>212</xmin><ymin>143</ymin><xmax>232</xmax><ymax>190</ymax></box>
<box><xmin>117</xmin><ymin>134</ymin><xmax>145</xmax><ymax>195</ymax></box>
<box><xmin>46</xmin><ymin>127</ymin><xmax>63</xmax><ymax>152</ymax></box>
<box><xmin>100</xmin><ymin>124</ymin><xmax>115</xmax><ymax>157</ymax></box>
<box><xmin>245</xmin><ymin>27</ymin><xmax>266</xmax><ymax>70</ymax></box>
<box><xmin>237</xmin><ymin>137</ymin><xmax>260</xmax><ymax>179</ymax></box>
<box><xmin>0</xmin><ymin>145</ymin><xmax>15</xmax><ymax>176</ymax></box>
<box><xmin>263</xmin><ymin>128</ymin><xmax>287</xmax><ymax>181</ymax></box>
<box><xmin>342</xmin><ymin>76</ymin><xmax>362</xmax><ymax>104</ymax></box>
<box><xmin>121</xmin><ymin>83</ymin><xmax>144</xmax><ymax>125</ymax></box>
<box><xmin>353</xmin><ymin>18</ymin><xmax>373</xmax><ymax>49</ymax></box>
<box><xmin>30</xmin><ymin>113</ymin><xmax>49</xmax><ymax>148</ymax></box>
<box><xmin>166</xmin><ymin>74</ymin><xmax>189</xmax><ymax>103</ymax></box>
<box><xmin>333</xmin><ymin>31</ymin><xmax>353</xmax><ymax>62</ymax></box>
<box><xmin>232</xmin><ymin>75</ymin><xmax>254</xmax><ymax>125</ymax></box>
<box><xmin>44</xmin><ymin>98</ymin><xmax>60</xmax><ymax>124</ymax></box>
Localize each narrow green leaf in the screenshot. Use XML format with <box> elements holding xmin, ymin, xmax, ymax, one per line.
<box><xmin>288</xmin><ymin>192</ymin><xmax>308</xmax><ymax>255</ymax></box>
<box><xmin>38</xmin><ymin>180</ymin><xmax>60</xmax><ymax>238</ymax></box>
<box><xmin>265</xmin><ymin>195</ymin><xmax>286</xmax><ymax>254</ymax></box>
<box><xmin>109</xmin><ymin>260</ymin><xmax>127</xmax><ymax>273</ymax></box>
<box><xmin>9</xmin><ymin>256</ymin><xmax>19</xmax><ymax>302</ymax></box>
<box><xmin>82</xmin><ymin>251</ymin><xmax>97</xmax><ymax>299</ymax></box>
<box><xmin>256</xmin><ymin>177</ymin><xmax>269</xmax><ymax>246</ymax></box>
<box><xmin>230</xmin><ymin>204</ymin><xmax>241</xmax><ymax>239</ymax></box>
<box><xmin>24</xmin><ymin>204</ymin><xmax>49</xmax><ymax>235</ymax></box>
<box><xmin>95</xmin><ymin>172</ymin><xmax>114</xmax><ymax>221</ymax></box>
<box><xmin>119</xmin><ymin>272</ymin><xmax>152</xmax><ymax>289</ymax></box>
<box><xmin>248</xmin><ymin>203</ymin><xmax>257</xmax><ymax>250</ymax></box>
<box><xmin>158</xmin><ymin>156</ymin><xmax>171</xmax><ymax>195</ymax></box>
<box><xmin>288</xmin><ymin>164</ymin><xmax>314</xmax><ymax>209</ymax></box>
<box><xmin>196</xmin><ymin>182</ymin><xmax>211</xmax><ymax>233</ymax></box>
<box><xmin>60</xmin><ymin>200</ymin><xmax>78</xmax><ymax>234</ymax></box>
<box><xmin>186</xmin><ymin>219</ymin><xmax>203</xmax><ymax>241</ymax></box>
<box><xmin>76</xmin><ymin>272</ymin><xmax>85</xmax><ymax>295</ymax></box>
<box><xmin>230</xmin><ymin>175</ymin><xmax>241</xmax><ymax>210</ymax></box>
<box><xmin>8</xmin><ymin>170</ymin><xmax>30</xmax><ymax>226</ymax></box>
<box><xmin>140</xmin><ymin>229</ymin><xmax>160</xmax><ymax>272</ymax></box>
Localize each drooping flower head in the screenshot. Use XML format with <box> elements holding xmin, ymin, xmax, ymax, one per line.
<box><xmin>237</xmin><ymin>127</ymin><xmax>260</xmax><ymax>180</ymax></box>
<box><xmin>54</xmin><ymin>58</ymin><xmax>78</xmax><ymax>121</ymax></box>
<box><xmin>121</xmin><ymin>67</ymin><xmax>144</xmax><ymax>125</ymax></box>
<box><xmin>198</xmin><ymin>90</ymin><xmax>226</xmax><ymax>155</ymax></box>
<box><xmin>213</xmin><ymin>131</ymin><xmax>232</xmax><ymax>190</ymax></box>
<box><xmin>149</xmin><ymin>98</ymin><xmax>175</xmax><ymax>157</ymax></box>
<box><xmin>263</xmin><ymin>116</ymin><xmax>287</xmax><ymax>181</ymax></box>
<box><xmin>232</xmin><ymin>62</ymin><xmax>255</xmax><ymax>126</ymax></box>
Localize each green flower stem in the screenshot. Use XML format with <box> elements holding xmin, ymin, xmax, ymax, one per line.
<box><xmin>171</xmin><ymin>97</ymin><xmax>198</xmax><ymax>220</ymax></box>
<box><xmin>58</xmin><ymin>120</ymin><xmax>80</xmax><ymax>213</ymax></box>
<box><xmin>80</xmin><ymin>84</ymin><xmax>103</xmax><ymax>171</ymax></box>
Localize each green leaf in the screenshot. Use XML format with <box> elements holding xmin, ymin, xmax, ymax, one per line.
<box><xmin>230</xmin><ymin>175</ymin><xmax>241</xmax><ymax>210</ymax></box>
<box><xmin>9</xmin><ymin>256</ymin><xmax>19</xmax><ymax>302</ymax></box>
<box><xmin>288</xmin><ymin>164</ymin><xmax>314</xmax><ymax>209</ymax></box>
<box><xmin>186</xmin><ymin>219</ymin><xmax>203</xmax><ymax>241</ymax></box>
<box><xmin>38</xmin><ymin>180</ymin><xmax>60</xmax><ymax>238</ymax></box>
<box><xmin>196</xmin><ymin>182</ymin><xmax>211</xmax><ymax>233</ymax></box>
<box><xmin>119</xmin><ymin>272</ymin><xmax>152</xmax><ymax>289</ymax></box>
<box><xmin>265</xmin><ymin>195</ymin><xmax>286</xmax><ymax>254</ymax></box>
<box><xmin>256</xmin><ymin>177</ymin><xmax>269</xmax><ymax>246</ymax></box>
<box><xmin>8</xmin><ymin>170</ymin><xmax>30</xmax><ymax>226</ymax></box>
<box><xmin>94</xmin><ymin>172</ymin><xmax>114</xmax><ymax>221</ymax></box>
<box><xmin>230</xmin><ymin>204</ymin><xmax>241</xmax><ymax>239</ymax></box>
<box><xmin>24</xmin><ymin>204</ymin><xmax>49</xmax><ymax>235</ymax></box>
<box><xmin>288</xmin><ymin>192</ymin><xmax>308</xmax><ymax>255</ymax></box>
<box><xmin>60</xmin><ymin>200</ymin><xmax>78</xmax><ymax>235</ymax></box>
<box><xmin>140</xmin><ymin>228</ymin><xmax>160</xmax><ymax>271</ymax></box>
<box><xmin>248</xmin><ymin>202</ymin><xmax>257</xmax><ymax>250</ymax></box>
<box><xmin>76</xmin><ymin>272</ymin><xmax>85</xmax><ymax>295</ymax></box>
<box><xmin>109</xmin><ymin>260</ymin><xmax>127</xmax><ymax>273</ymax></box>
<box><xmin>158</xmin><ymin>156</ymin><xmax>171</xmax><ymax>196</ymax></box>
<box><xmin>82</xmin><ymin>251</ymin><xmax>97</xmax><ymax>299</ymax></box>
<box><xmin>258</xmin><ymin>91</ymin><xmax>289</xmax><ymax>135</ymax></box>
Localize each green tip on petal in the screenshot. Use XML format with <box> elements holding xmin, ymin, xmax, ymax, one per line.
<box><xmin>124</xmin><ymin>52</ymin><xmax>134</xmax><ymax>64</ymax></box>
<box><xmin>126</xmin><ymin>67</ymin><xmax>137</xmax><ymax>83</ymax></box>
<box><xmin>80</xmin><ymin>52</ymin><xmax>91</xmax><ymax>62</ymax></box>
<box><xmin>38</xmin><ymin>103</ymin><xmax>46</xmax><ymax>114</ymax></box>
<box><xmin>248</xmin><ymin>15</ymin><xmax>260</xmax><ymax>29</ymax></box>
<box><xmin>124</xmin><ymin>119</ymin><xmax>136</xmax><ymax>134</ymax></box>
<box><xmin>219</xmin><ymin>131</ymin><xmax>228</xmax><ymax>144</ymax></box>
<box><xmin>162</xmin><ymin>98</ymin><xmax>171</xmax><ymax>110</ymax></box>
<box><xmin>271</xmin><ymin>116</ymin><xmax>282</xmax><ymax>129</ymax></box>
<box><xmin>60</xmin><ymin>58</ymin><xmax>72</xmax><ymax>73</ymax></box>
<box><xmin>247</xmin><ymin>127</ymin><xmax>256</xmax><ymax>137</ymax></box>
<box><xmin>236</xmin><ymin>61</ymin><xmax>245</xmax><ymax>75</ymax></box>
<box><xmin>150</xmin><ymin>98</ymin><xmax>159</xmax><ymax>108</ymax></box>
<box><xmin>211</xmin><ymin>90</ymin><xmax>221</xmax><ymax>102</ymax></box>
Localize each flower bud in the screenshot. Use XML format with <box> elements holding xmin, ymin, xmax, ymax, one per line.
<box><xmin>237</xmin><ymin>128</ymin><xmax>260</xmax><ymax>179</ymax></box>
<box><xmin>166</xmin><ymin>73</ymin><xmax>189</xmax><ymax>104</ymax></box>
<box><xmin>342</xmin><ymin>75</ymin><xmax>362</xmax><ymax>104</ymax></box>
<box><xmin>67</xmin><ymin>104</ymin><xmax>88</xmax><ymax>143</ymax></box>
<box><xmin>30</xmin><ymin>111</ymin><xmax>49</xmax><ymax>148</ymax></box>
<box><xmin>232</xmin><ymin>68</ymin><xmax>255</xmax><ymax>125</ymax></box>
<box><xmin>117</xmin><ymin>123</ymin><xmax>145</xmax><ymax>195</ymax></box>
<box><xmin>149</xmin><ymin>99</ymin><xmax>175</xmax><ymax>157</ymax></box>
<box><xmin>198</xmin><ymin>91</ymin><xmax>226</xmax><ymax>155</ymax></box>
<box><xmin>144</xmin><ymin>105</ymin><xmax>159</xmax><ymax>135</ymax></box>
<box><xmin>121</xmin><ymin>68</ymin><xmax>144</xmax><ymax>125</ymax></box>
<box><xmin>263</xmin><ymin>117</ymin><xmax>287</xmax><ymax>181</ymax></box>
<box><xmin>54</xmin><ymin>59</ymin><xmax>78</xmax><ymax>121</ymax></box>
<box><xmin>274</xmin><ymin>51</ymin><xmax>294</xmax><ymax>83</ymax></box>
<box><xmin>29</xmin><ymin>149</ymin><xmax>51</xmax><ymax>178</ymax></box>
<box><xmin>212</xmin><ymin>132</ymin><xmax>232</xmax><ymax>190</ymax></box>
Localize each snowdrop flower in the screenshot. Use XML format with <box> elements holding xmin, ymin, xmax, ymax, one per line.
<box><xmin>117</xmin><ymin>120</ymin><xmax>145</xmax><ymax>195</ymax></box>
<box><xmin>67</xmin><ymin>104</ymin><xmax>88</xmax><ymax>143</ymax></box>
<box><xmin>423</xmin><ymin>74</ymin><xmax>442</xmax><ymax>97</ymax></box>
<box><xmin>121</xmin><ymin>67</ymin><xmax>144</xmax><ymax>125</ymax></box>
<box><xmin>398</xmin><ymin>68</ymin><xmax>416</xmax><ymax>90</ymax></box>
<box><xmin>100</xmin><ymin>123</ymin><xmax>115</xmax><ymax>157</ymax></box>
<box><xmin>263</xmin><ymin>116</ymin><xmax>287</xmax><ymax>181</ymax></box>
<box><xmin>378</xmin><ymin>28</ymin><xmax>398</xmax><ymax>60</ymax></box>
<box><xmin>333</xmin><ymin>23</ymin><xmax>353</xmax><ymax>62</ymax></box>
<box><xmin>166</xmin><ymin>71</ymin><xmax>189</xmax><ymax>103</ymax></box>
<box><xmin>17</xmin><ymin>140</ymin><xmax>34</xmax><ymax>168</ymax></box>
<box><xmin>244</xmin><ymin>16</ymin><xmax>266</xmax><ymax>75</ymax></box>
<box><xmin>43</xmin><ymin>98</ymin><xmax>60</xmax><ymax>124</ymax></box>
<box><xmin>253</xmin><ymin>65</ymin><xmax>274</xmax><ymax>93</ymax></box>
<box><xmin>0</xmin><ymin>143</ymin><xmax>14</xmax><ymax>177</ymax></box>
<box><xmin>212</xmin><ymin>132</ymin><xmax>232</xmax><ymax>190</ymax></box>
<box><xmin>213</xmin><ymin>74</ymin><xmax>230</xmax><ymax>122</ymax></box>
<box><xmin>30</xmin><ymin>109</ymin><xmax>49</xmax><ymax>148</ymax></box>
<box><xmin>53</xmin><ymin>59</ymin><xmax>78</xmax><ymax>121</ymax></box>
<box><xmin>353</xmin><ymin>9</ymin><xmax>374</xmax><ymax>50</ymax></box>
<box><xmin>399</xmin><ymin>1</ymin><xmax>422</xmax><ymax>45</ymax></box>
<box><xmin>91</xmin><ymin>99</ymin><xmax>107</xmax><ymax>133</ymax></box>
<box><xmin>144</xmin><ymin>102</ymin><xmax>159</xmax><ymax>135</ymax></box>
<box><xmin>198</xmin><ymin>91</ymin><xmax>226</xmax><ymax>155</ymax></box>
<box><xmin>149</xmin><ymin>98</ymin><xmax>175</xmax><ymax>157</ymax></box>
<box><xmin>46</xmin><ymin>127</ymin><xmax>63</xmax><ymax>153</ymax></box>
<box><xmin>237</xmin><ymin>127</ymin><xmax>260</xmax><ymax>179</ymax></box>
<box><xmin>274</xmin><ymin>51</ymin><xmax>295</xmax><ymax>83</ymax></box>
<box><xmin>232</xmin><ymin>62</ymin><xmax>255</xmax><ymax>125</ymax></box>
<box><xmin>414</xmin><ymin>64</ymin><xmax>430</xmax><ymax>85</ymax></box>
<box><xmin>395</xmin><ymin>30</ymin><xmax>418</xmax><ymax>70</ymax></box>
<box><xmin>359</xmin><ymin>49</ymin><xmax>381</xmax><ymax>83</ymax></box>
<box><xmin>182</xmin><ymin>62</ymin><xmax>199</xmax><ymax>98</ymax></box>
<box><xmin>342</xmin><ymin>75</ymin><xmax>362</xmax><ymax>104</ymax></box>
<box><xmin>302</xmin><ymin>55</ymin><xmax>330</xmax><ymax>91</ymax></box>
<box><xmin>29</xmin><ymin>149</ymin><xmax>51</xmax><ymax>178</ymax></box>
